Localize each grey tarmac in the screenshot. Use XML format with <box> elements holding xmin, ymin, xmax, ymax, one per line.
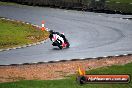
<box><xmin>0</xmin><ymin>5</ymin><xmax>132</xmax><ymax>65</ymax></box>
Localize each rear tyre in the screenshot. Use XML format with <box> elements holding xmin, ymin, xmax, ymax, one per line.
<box><xmin>58</xmin><ymin>45</ymin><xmax>62</xmax><ymax>49</ymax></box>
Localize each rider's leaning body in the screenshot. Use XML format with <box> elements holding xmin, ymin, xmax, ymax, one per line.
<box><xmin>49</xmin><ymin>30</ymin><xmax>67</xmax><ymax>43</ymax></box>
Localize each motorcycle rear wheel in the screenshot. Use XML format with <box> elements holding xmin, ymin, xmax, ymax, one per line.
<box><xmin>58</xmin><ymin>45</ymin><xmax>62</xmax><ymax>49</ymax></box>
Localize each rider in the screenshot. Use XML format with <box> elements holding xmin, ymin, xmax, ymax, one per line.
<box><xmin>49</xmin><ymin>30</ymin><xmax>68</xmax><ymax>46</ymax></box>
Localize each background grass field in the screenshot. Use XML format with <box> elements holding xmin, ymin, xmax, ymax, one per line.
<box><xmin>106</xmin><ymin>0</ymin><xmax>132</xmax><ymax>13</ymax></box>
<box><xmin>0</xmin><ymin>62</ymin><xmax>131</xmax><ymax>88</ymax></box>
<box><xmin>108</xmin><ymin>0</ymin><xmax>132</xmax><ymax>3</ymax></box>
<box><xmin>0</xmin><ymin>1</ymin><xmax>17</xmax><ymax>6</ymax></box>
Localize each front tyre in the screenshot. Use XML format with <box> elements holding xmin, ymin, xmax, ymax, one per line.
<box><xmin>66</xmin><ymin>41</ymin><xmax>70</xmax><ymax>48</ymax></box>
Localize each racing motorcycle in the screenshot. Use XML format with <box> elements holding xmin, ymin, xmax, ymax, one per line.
<box><xmin>51</xmin><ymin>34</ymin><xmax>70</xmax><ymax>49</ymax></box>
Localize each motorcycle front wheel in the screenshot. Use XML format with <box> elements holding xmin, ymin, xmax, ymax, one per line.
<box><xmin>66</xmin><ymin>41</ymin><xmax>70</xmax><ymax>48</ymax></box>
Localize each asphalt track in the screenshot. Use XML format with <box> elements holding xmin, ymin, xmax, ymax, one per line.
<box><xmin>0</xmin><ymin>5</ymin><xmax>132</xmax><ymax>65</ymax></box>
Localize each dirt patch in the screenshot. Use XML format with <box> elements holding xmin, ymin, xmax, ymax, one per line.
<box><xmin>0</xmin><ymin>55</ymin><xmax>132</xmax><ymax>83</ymax></box>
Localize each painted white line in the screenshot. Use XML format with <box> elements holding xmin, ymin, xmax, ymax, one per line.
<box><xmin>12</xmin><ymin>47</ymin><xmax>17</xmax><ymax>49</ymax></box>
<box><xmin>17</xmin><ymin>21</ymin><xmax>20</xmax><ymax>22</ymax></box>
<box><xmin>22</xmin><ymin>22</ymin><xmax>25</xmax><ymax>24</ymax></box>
<box><xmin>27</xmin><ymin>44</ymin><xmax>32</xmax><ymax>47</ymax></box>
<box><xmin>33</xmin><ymin>62</ymin><xmax>38</xmax><ymax>64</ymax></box>
<box><xmin>22</xmin><ymin>45</ymin><xmax>27</xmax><ymax>48</ymax></box>
<box><xmin>37</xmin><ymin>26</ymin><xmax>41</xmax><ymax>28</ymax></box>
<box><xmin>5</xmin><ymin>48</ymin><xmax>10</xmax><ymax>51</ymax></box>
<box><xmin>46</xmin><ymin>28</ymin><xmax>49</xmax><ymax>31</ymax></box>
<box><xmin>80</xmin><ymin>58</ymin><xmax>85</xmax><ymax>59</ymax></box>
<box><xmin>16</xmin><ymin>47</ymin><xmax>21</xmax><ymax>49</ymax></box>
<box><xmin>32</xmin><ymin>43</ymin><xmax>37</xmax><ymax>45</ymax></box>
<box><xmin>10</xmin><ymin>19</ymin><xmax>15</xmax><ymax>21</ymax></box>
<box><xmin>18</xmin><ymin>63</ymin><xmax>23</xmax><ymax>65</ymax></box>
<box><xmin>123</xmin><ymin>54</ymin><xmax>128</xmax><ymax>56</ymax></box>
<box><xmin>0</xmin><ymin>18</ymin><xmax>49</xmax><ymax>52</ymax></box>
<box><xmin>44</xmin><ymin>61</ymin><xmax>49</xmax><ymax>63</ymax></box>
<box><xmin>1</xmin><ymin>18</ymin><xmax>5</xmax><ymax>19</ymax></box>
<box><xmin>40</xmin><ymin>41</ymin><xmax>45</xmax><ymax>43</ymax></box>
<box><xmin>26</xmin><ymin>23</ymin><xmax>29</xmax><ymax>24</ymax></box>
<box><xmin>32</xmin><ymin>24</ymin><xmax>37</xmax><ymax>26</ymax></box>
<box><xmin>36</xmin><ymin>42</ymin><xmax>41</xmax><ymax>45</ymax></box>
<box><xmin>92</xmin><ymin>57</ymin><xmax>97</xmax><ymax>59</ymax></box>
<box><xmin>31</xmin><ymin>24</ymin><xmax>34</xmax><ymax>26</ymax></box>
<box><xmin>39</xmin><ymin>42</ymin><xmax>43</xmax><ymax>44</ymax></box>
<box><xmin>115</xmin><ymin>55</ymin><xmax>119</xmax><ymax>56</ymax></box>
<box><xmin>106</xmin><ymin>1</ymin><xmax>110</xmax><ymax>3</ymax></box>
<box><xmin>64</xmin><ymin>11</ymin><xmax>68</xmax><ymax>12</ymax></box>
<box><xmin>103</xmin><ymin>56</ymin><xmax>108</xmax><ymax>58</ymax></box>
<box><xmin>0</xmin><ymin>49</ymin><xmax>3</xmax><ymax>52</ymax></box>
<box><xmin>35</xmin><ymin>25</ymin><xmax>39</xmax><ymax>27</ymax></box>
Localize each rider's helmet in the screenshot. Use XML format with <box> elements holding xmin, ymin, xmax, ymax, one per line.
<box><xmin>49</xmin><ymin>30</ymin><xmax>54</xmax><ymax>34</ymax></box>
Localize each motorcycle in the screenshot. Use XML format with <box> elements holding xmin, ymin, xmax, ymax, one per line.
<box><xmin>51</xmin><ymin>34</ymin><xmax>70</xmax><ymax>49</ymax></box>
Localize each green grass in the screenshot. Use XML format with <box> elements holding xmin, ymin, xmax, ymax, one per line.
<box><xmin>0</xmin><ymin>18</ymin><xmax>49</xmax><ymax>49</ymax></box>
<box><xmin>0</xmin><ymin>1</ymin><xmax>18</xmax><ymax>6</ymax></box>
<box><xmin>107</xmin><ymin>0</ymin><xmax>132</xmax><ymax>3</ymax></box>
<box><xmin>0</xmin><ymin>62</ymin><xmax>132</xmax><ymax>88</ymax></box>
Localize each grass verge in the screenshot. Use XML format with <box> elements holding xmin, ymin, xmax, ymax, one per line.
<box><xmin>108</xmin><ymin>0</ymin><xmax>132</xmax><ymax>3</ymax></box>
<box><xmin>0</xmin><ymin>62</ymin><xmax>132</xmax><ymax>88</ymax></box>
<box><xmin>0</xmin><ymin>18</ymin><xmax>49</xmax><ymax>49</ymax></box>
<box><xmin>106</xmin><ymin>0</ymin><xmax>132</xmax><ymax>13</ymax></box>
<box><xmin>0</xmin><ymin>1</ymin><xmax>18</xmax><ymax>6</ymax></box>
